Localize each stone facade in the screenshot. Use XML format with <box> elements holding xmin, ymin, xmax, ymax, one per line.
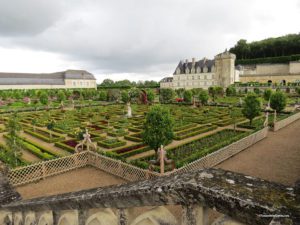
<box><xmin>160</xmin><ymin>51</ymin><xmax>238</xmax><ymax>90</ymax></box>
<box><xmin>0</xmin><ymin>70</ymin><xmax>97</xmax><ymax>90</ymax></box>
<box><xmin>239</xmin><ymin>61</ymin><xmax>300</xmax><ymax>84</ymax></box>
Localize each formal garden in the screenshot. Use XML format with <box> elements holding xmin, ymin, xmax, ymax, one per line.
<box><xmin>0</xmin><ymin>84</ymin><xmax>298</xmax><ymax>172</ymax></box>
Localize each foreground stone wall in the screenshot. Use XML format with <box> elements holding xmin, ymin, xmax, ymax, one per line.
<box><xmin>0</xmin><ymin>168</ymin><xmax>298</xmax><ymax>225</ymax></box>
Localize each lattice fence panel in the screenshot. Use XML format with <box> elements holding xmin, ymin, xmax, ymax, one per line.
<box><xmin>171</xmin><ymin>127</ymin><xmax>269</xmax><ymax>175</ymax></box>
<box><xmin>9</xmin><ymin>152</ymin><xmax>89</xmax><ymax>186</ymax></box>
<box><xmin>88</xmin><ymin>151</ymin><xmax>160</xmax><ymax>181</ymax></box>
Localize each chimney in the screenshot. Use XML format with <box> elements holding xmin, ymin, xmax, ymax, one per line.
<box><xmin>185</xmin><ymin>59</ymin><xmax>189</xmax><ymax>64</ymax></box>
<box><xmin>192</xmin><ymin>58</ymin><xmax>195</xmax><ymax>64</ymax></box>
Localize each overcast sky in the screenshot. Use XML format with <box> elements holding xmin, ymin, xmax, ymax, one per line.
<box><xmin>0</xmin><ymin>0</ymin><xmax>299</xmax><ymax>83</ymax></box>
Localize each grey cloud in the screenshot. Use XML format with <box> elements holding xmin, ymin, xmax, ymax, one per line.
<box><xmin>0</xmin><ymin>0</ymin><xmax>299</xmax><ymax>78</ymax></box>
<box><xmin>0</xmin><ymin>0</ymin><xmax>64</xmax><ymax>36</ymax></box>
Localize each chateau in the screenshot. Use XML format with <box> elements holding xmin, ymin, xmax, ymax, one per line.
<box><xmin>161</xmin><ymin>51</ymin><xmax>300</xmax><ymax>89</ymax></box>
<box><xmin>0</xmin><ymin>70</ymin><xmax>97</xmax><ymax>90</ymax></box>
<box><xmin>160</xmin><ymin>51</ymin><xmax>239</xmax><ymax>89</ymax></box>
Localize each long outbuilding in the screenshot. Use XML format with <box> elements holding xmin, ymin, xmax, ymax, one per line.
<box><xmin>0</xmin><ymin>70</ymin><xmax>97</xmax><ymax>90</ymax></box>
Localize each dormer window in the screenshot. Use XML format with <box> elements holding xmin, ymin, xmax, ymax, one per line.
<box><xmin>191</xmin><ymin>68</ymin><xmax>195</xmax><ymax>74</ymax></box>
<box><xmin>203</xmin><ymin>66</ymin><xmax>208</xmax><ymax>73</ymax></box>
<box><xmin>176</xmin><ymin>68</ymin><xmax>181</xmax><ymax>74</ymax></box>
<box><xmin>196</xmin><ymin>67</ymin><xmax>201</xmax><ymax>73</ymax></box>
<box><xmin>185</xmin><ymin>68</ymin><xmax>189</xmax><ymax>74</ymax></box>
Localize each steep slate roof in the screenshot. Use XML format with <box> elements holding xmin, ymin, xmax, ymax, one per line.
<box><xmin>173</xmin><ymin>58</ymin><xmax>215</xmax><ymax>74</ymax></box>
<box><xmin>160</xmin><ymin>77</ymin><xmax>173</xmax><ymax>83</ymax></box>
<box><xmin>0</xmin><ymin>70</ymin><xmax>96</xmax><ymax>85</ymax></box>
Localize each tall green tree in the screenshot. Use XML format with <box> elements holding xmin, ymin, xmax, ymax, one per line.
<box><xmin>57</xmin><ymin>90</ymin><xmax>66</xmax><ymax>103</ymax></box>
<box><xmin>6</xmin><ymin>113</ymin><xmax>23</xmax><ymax>167</ymax></box>
<box><xmin>263</xmin><ymin>89</ymin><xmax>273</xmax><ymax>101</ymax></box>
<box><xmin>270</xmin><ymin>91</ymin><xmax>287</xmax><ymax>113</ymax></box>
<box><xmin>39</xmin><ymin>92</ymin><xmax>49</xmax><ymax>106</ymax></box>
<box><xmin>183</xmin><ymin>90</ymin><xmax>192</xmax><ymax>103</ymax></box>
<box><xmin>198</xmin><ymin>90</ymin><xmax>209</xmax><ymax>106</ymax></box>
<box><xmin>121</xmin><ymin>90</ymin><xmax>130</xmax><ymax>103</ymax></box>
<box><xmin>146</xmin><ymin>89</ymin><xmax>155</xmax><ymax>103</ymax></box>
<box><xmin>242</xmin><ymin>93</ymin><xmax>261</xmax><ymax>125</ymax></box>
<box><xmin>159</xmin><ymin>88</ymin><xmax>175</xmax><ymax>103</ymax></box>
<box><xmin>142</xmin><ymin>105</ymin><xmax>174</xmax><ymax>153</ymax></box>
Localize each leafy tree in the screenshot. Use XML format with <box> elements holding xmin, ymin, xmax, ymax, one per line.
<box><xmin>107</xmin><ymin>89</ymin><xmax>120</xmax><ymax>102</ymax></box>
<box><xmin>98</xmin><ymin>91</ymin><xmax>107</xmax><ymax>101</ymax></box>
<box><xmin>175</xmin><ymin>88</ymin><xmax>185</xmax><ymax>98</ymax></box>
<box><xmin>159</xmin><ymin>88</ymin><xmax>175</xmax><ymax>103</ymax></box>
<box><xmin>226</xmin><ymin>86</ymin><xmax>237</xmax><ymax>96</ymax></box>
<box><xmin>121</xmin><ymin>90</ymin><xmax>130</xmax><ymax>103</ymax></box>
<box><xmin>229</xmin><ymin>107</ymin><xmax>240</xmax><ymax>131</ymax></box>
<box><xmin>100</xmin><ymin>79</ymin><xmax>115</xmax><ymax>87</ymax></box>
<box><xmin>128</xmin><ymin>88</ymin><xmax>140</xmax><ymax>102</ymax></box>
<box><xmin>39</xmin><ymin>92</ymin><xmax>49</xmax><ymax>106</ymax></box>
<box><xmin>142</xmin><ymin>105</ymin><xmax>174</xmax><ymax>153</ymax></box>
<box><xmin>198</xmin><ymin>90</ymin><xmax>209</xmax><ymax>105</ymax></box>
<box><xmin>253</xmin><ymin>88</ymin><xmax>260</xmax><ymax>95</ymax></box>
<box><xmin>295</xmin><ymin>87</ymin><xmax>300</xmax><ymax>96</ymax></box>
<box><xmin>263</xmin><ymin>89</ymin><xmax>273</xmax><ymax>101</ymax></box>
<box><xmin>57</xmin><ymin>90</ymin><xmax>66</xmax><ymax>103</ymax></box>
<box><xmin>183</xmin><ymin>90</ymin><xmax>192</xmax><ymax>103</ymax></box>
<box><xmin>242</xmin><ymin>93</ymin><xmax>261</xmax><ymax>125</ymax></box>
<box><xmin>6</xmin><ymin>113</ymin><xmax>23</xmax><ymax>167</ymax></box>
<box><xmin>270</xmin><ymin>91</ymin><xmax>287</xmax><ymax>113</ymax></box>
<box><xmin>146</xmin><ymin>89</ymin><xmax>155</xmax><ymax>103</ymax></box>
<box><xmin>47</xmin><ymin>120</ymin><xmax>55</xmax><ymax>140</ymax></box>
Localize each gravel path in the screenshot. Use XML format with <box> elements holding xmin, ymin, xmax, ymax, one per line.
<box><xmin>216</xmin><ymin>118</ymin><xmax>300</xmax><ymax>186</ymax></box>
<box><xmin>17</xmin><ymin>167</ymin><xmax>126</xmax><ymax>199</ymax></box>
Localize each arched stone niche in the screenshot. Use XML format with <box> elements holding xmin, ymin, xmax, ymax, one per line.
<box><xmin>130</xmin><ymin>206</ymin><xmax>177</xmax><ymax>225</ymax></box>
<box><xmin>85</xmin><ymin>209</ymin><xmax>117</xmax><ymax>225</ymax></box>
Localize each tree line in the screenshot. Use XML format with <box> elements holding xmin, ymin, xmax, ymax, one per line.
<box><xmin>98</xmin><ymin>79</ymin><xmax>159</xmax><ymax>88</ymax></box>
<box><xmin>229</xmin><ymin>33</ymin><xmax>300</xmax><ymax>62</ymax></box>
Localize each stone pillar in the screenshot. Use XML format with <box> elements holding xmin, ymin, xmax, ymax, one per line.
<box><xmin>78</xmin><ymin>209</ymin><xmax>88</xmax><ymax>225</ymax></box>
<box><xmin>52</xmin><ymin>210</ymin><xmax>60</xmax><ymax>225</ymax></box>
<box><xmin>182</xmin><ymin>205</ymin><xmax>209</xmax><ymax>225</ymax></box>
<box><xmin>117</xmin><ymin>209</ymin><xmax>127</xmax><ymax>225</ymax></box>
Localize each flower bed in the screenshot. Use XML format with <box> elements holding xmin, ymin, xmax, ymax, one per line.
<box><xmin>24</xmin><ymin>129</ymin><xmax>65</xmax><ymax>143</ymax></box>
<box><xmin>98</xmin><ymin>138</ymin><xmax>126</xmax><ymax>149</ymax></box>
<box><xmin>174</xmin><ymin>125</ymin><xmax>217</xmax><ymax>140</ymax></box>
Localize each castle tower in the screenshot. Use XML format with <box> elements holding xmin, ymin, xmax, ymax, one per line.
<box><xmin>214</xmin><ymin>51</ymin><xmax>236</xmax><ymax>88</ymax></box>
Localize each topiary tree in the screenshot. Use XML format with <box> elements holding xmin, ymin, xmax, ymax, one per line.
<box><xmin>226</xmin><ymin>86</ymin><xmax>237</xmax><ymax>96</ymax></box>
<box><xmin>6</xmin><ymin>113</ymin><xmax>23</xmax><ymax>167</ymax></box>
<box><xmin>121</xmin><ymin>90</ymin><xmax>130</xmax><ymax>103</ymax></box>
<box><xmin>242</xmin><ymin>93</ymin><xmax>261</xmax><ymax>125</ymax></box>
<box><xmin>146</xmin><ymin>89</ymin><xmax>155</xmax><ymax>103</ymax></box>
<box><xmin>39</xmin><ymin>92</ymin><xmax>49</xmax><ymax>106</ymax></box>
<box><xmin>159</xmin><ymin>88</ymin><xmax>175</xmax><ymax>103</ymax></box>
<box><xmin>142</xmin><ymin>105</ymin><xmax>174</xmax><ymax>153</ymax></box>
<box><xmin>295</xmin><ymin>87</ymin><xmax>300</xmax><ymax>96</ymax></box>
<box><xmin>183</xmin><ymin>90</ymin><xmax>192</xmax><ymax>103</ymax></box>
<box><xmin>198</xmin><ymin>90</ymin><xmax>209</xmax><ymax>106</ymax></box>
<box><xmin>263</xmin><ymin>89</ymin><xmax>273</xmax><ymax>102</ymax></box>
<box><xmin>270</xmin><ymin>91</ymin><xmax>287</xmax><ymax>113</ymax></box>
<box><xmin>57</xmin><ymin>90</ymin><xmax>66</xmax><ymax>103</ymax></box>
<box><xmin>98</xmin><ymin>91</ymin><xmax>107</xmax><ymax>101</ymax></box>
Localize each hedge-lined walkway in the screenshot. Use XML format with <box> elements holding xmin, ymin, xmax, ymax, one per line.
<box><xmin>216</xmin><ymin>118</ymin><xmax>300</xmax><ymax>186</ymax></box>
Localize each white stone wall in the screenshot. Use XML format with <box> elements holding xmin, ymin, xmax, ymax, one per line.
<box><xmin>257</xmin><ymin>64</ymin><xmax>289</xmax><ymax>74</ymax></box>
<box><xmin>172</xmin><ymin>73</ymin><xmax>216</xmax><ymax>89</ymax></box>
<box><xmin>0</xmin><ymin>79</ymin><xmax>97</xmax><ymax>90</ymax></box>
<box><xmin>289</xmin><ymin>61</ymin><xmax>300</xmax><ymax>74</ymax></box>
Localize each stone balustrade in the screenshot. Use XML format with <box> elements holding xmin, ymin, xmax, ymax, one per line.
<box><xmin>0</xmin><ymin>168</ymin><xmax>298</xmax><ymax>225</ymax></box>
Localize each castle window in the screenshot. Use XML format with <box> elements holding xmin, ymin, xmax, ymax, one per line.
<box><xmin>192</xmin><ymin>76</ymin><xmax>194</xmax><ymax>80</ymax></box>
<box><xmin>204</xmin><ymin>75</ymin><xmax>207</xmax><ymax>80</ymax></box>
<box><xmin>73</xmin><ymin>81</ymin><xmax>76</xmax><ymax>86</ymax></box>
<box><xmin>198</xmin><ymin>75</ymin><xmax>200</xmax><ymax>79</ymax></box>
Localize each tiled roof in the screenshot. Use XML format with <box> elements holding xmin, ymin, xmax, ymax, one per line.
<box><xmin>0</xmin><ymin>70</ymin><xmax>96</xmax><ymax>85</ymax></box>
<box><xmin>174</xmin><ymin>58</ymin><xmax>215</xmax><ymax>74</ymax></box>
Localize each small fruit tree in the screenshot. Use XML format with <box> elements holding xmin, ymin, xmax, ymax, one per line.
<box><xmin>242</xmin><ymin>93</ymin><xmax>261</xmax><ymax>125</ymax></box>
<box><xmin>142</xmin><ymin>105</ymin><xmax>174</xmax><ymax>154</ymax></box>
